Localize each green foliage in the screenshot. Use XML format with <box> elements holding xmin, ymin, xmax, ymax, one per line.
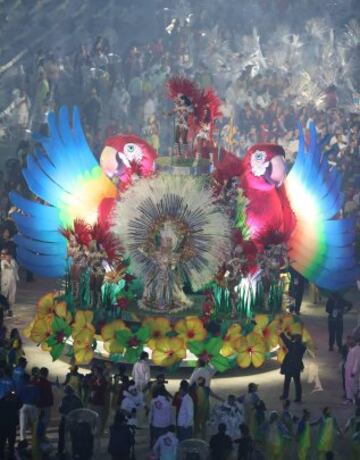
<box><xmin>234</xmin><ymin>190</ymin><xmax>251</xmax><ymax>240</ymax></box>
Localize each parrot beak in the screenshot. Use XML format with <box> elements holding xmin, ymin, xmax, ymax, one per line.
<box><xmin>266</xmin><ymin>154</ymin><xmax>286</xmax><ymax>187</ymax></box>
<box><xmin>100</xmin><ymin>146</ymin><xmax>130</xmax><ymax>178</ymax></box>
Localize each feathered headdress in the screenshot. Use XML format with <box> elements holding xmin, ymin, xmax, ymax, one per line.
<box><xmin>166</xmin><ymin>76</ymin><xmax>201</xmax><ymax>103</ymax></box>
<box><xmin>90</xmin><ymin>221</ymin><xmax>122</xmax><ymax>262</ymax></box>
<box><xmin>60</xmin><ymin>219</ymin><xmax>92</xmax><ymax>246</ymax></box>
<box><xmin>192</xmin><ymin>87</ymin><xmax>223</xmax><ymax>138</ymax></box>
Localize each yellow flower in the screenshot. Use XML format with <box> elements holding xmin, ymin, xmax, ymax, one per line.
<box><xmin>30</xmin><ymin>315</ymin><xmax>52</xmax><ymax>344</ymax></box>
<box><xmin>142</xmin><ymin>317</ymin><xmax>171</xmax><ymax>349</ymax></box>
<box><xmin>72</xmin><ymin>311</ymin><xmax>95</xmax><ymax>338</ymax></box>
<box><xmin>151</xmin><ymin>337</ymin><xmax>186</xmax><ymax>367</ymax></box>
<box><xmin>101</xmin><ymin>319</ymin><xmax>129</xmax><ymax>354</ymax></box>
<box><xmin>302</xmin><ymin>328</ymin><xmax>315</xmax><ymax>352</ymax></box>
<box><xmin>221</xmin><ymin>324</ymin><xmax>242</xmax><ymax>357</ymax></box>
<box><xmin>253</xmin><ymin>314</ymin><xmax>279</xmax><ymax>350</ymax></box>
<box><xmin>36</xmin><ymin>292</ymin><xmax>67</xmax><ymax>319</ymax></box>
<box><xmin>73</xmin><ymin>329</ymin><xmax>95</xmax><ymax>364</ymax></box>
<box><xmin>234</xmin><ymin>333</ymin><xmax>266</xmax><ymax>368</ymax></box>
<box><xmin>174</xmin><ymin>316</ymin><xmax>207</xmax><ymax>342</ymax></box>
<box><xmin>277</xmin><ymin>337</ymin><xmax>287</xmax><ymax>364</ymax></box>
<box><xmin>23</xmin><ymin>319</ymin><xmax>35</xmax><ymax>339</ymax></box>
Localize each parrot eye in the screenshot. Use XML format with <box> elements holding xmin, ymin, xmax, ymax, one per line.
<box><xmin>125</xmin><ymin>144</ymin><xmax>135</xmax><ymax>153</ymax></box>
<box><xmin>254</xmin><ymin>150</ymin><xmax>266</xmax><ymax>161</ymax></box>
<box><xmin>123</xmin><ymin>142</ymin><xmax>143</xmax><ymax>163</ymax></box>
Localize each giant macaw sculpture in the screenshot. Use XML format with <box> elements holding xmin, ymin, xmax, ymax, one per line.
<box><xmin>10</xmin><ymin>106</ymin><xmax>358</xmax><ymax>292</ymax></box>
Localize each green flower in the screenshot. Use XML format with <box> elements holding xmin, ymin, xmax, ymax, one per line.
<box><xmin>188</xmin><ymin>337</ymin><xmax>231</xmax><ymax>372</ymax></box>
<box><xmin>116</xmin><ymin>326</ymin><xmax>150</xmax><ymax>363</ymax></box>
<box><xmin>46</xmin><ymin>317</ymin><xmax>72</xmax><ymax>361</ymax></box>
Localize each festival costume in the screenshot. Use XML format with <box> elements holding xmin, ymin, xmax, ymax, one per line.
<box><xmin>297</xmin><ymin>419</ymin><xmax>311</xmax><ymax>460</ymax></box>
<box><xmin>265</xmin><ymin>421</ymin><xmax>290</xmax><ymax>460</ymax></box>
<box><xmin>193</xmin><ymin>385</ymin><xmax>210</xmax><ymax>438</ymax></box>
<box><xmin>166</xmin><ymin>77</ymin><xmax>199</xmax><ymax>156</ymax></box>
<box><xmin>316</xmin><ymin>416</ymin><xmax>339</xmax><ymax>458</ymax></box>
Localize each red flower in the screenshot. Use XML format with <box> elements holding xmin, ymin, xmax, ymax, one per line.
<box><xmin>127</xmin><ymin>336</ymin><xmax>139</xmax><ymax>347</ymax></box>
<box><xmin>199</xmin><ymin>351</ymin><xmax>212</xmax><ymax>363</ymax></box>
<box><xmin>117</xmin><ymin>297</ymin><xmax>129</xmax><ymax>310</ymax></box>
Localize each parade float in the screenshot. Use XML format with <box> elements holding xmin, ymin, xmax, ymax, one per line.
<box><xmin>12</xmin><ymin>77</ymin><xmax>358</xmax><ymax>372</ymax></box>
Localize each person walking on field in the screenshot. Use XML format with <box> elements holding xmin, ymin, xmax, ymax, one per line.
<box><xmin>344</xmin><ymin>337</ymin><xmax>360</xmax><ymax>405</ymax></box>
<box><xmin>326</xmin><ymin>292</ymin><xmax>352</xmax><ymax>352</ymax></box>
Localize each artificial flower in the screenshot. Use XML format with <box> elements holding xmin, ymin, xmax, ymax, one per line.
<box><xmin>142</xmin><ymin>317</ymin><xmax>171</xmax><ymax>349</ymax></box>
<box><xmin>29</xmin><ymin>316</ymin><xmax>52</xmax><ymax>345</ymax></box>
<box><xmin>151</xmin><ymin>337</ymin><xmax>186</xmax><ymax>367</ymax></box>
<box><xmin>302</xmin><ymin>327</ymin><xmax>315</xmax><ymax>352</ymax></box>
<box><xmin>36</xmin><ymin>292</ymin><xmax>67</xmax><ymax>319</ymax></box>
<box><xmin>116</xmin><ymin>325</ymin><xmax>151</xmax><ymax>363</ymax></box>
<box><xmin>221</xmin><ymin>323</ymin><xmax>242</xmax><ymax>357</ymax></box>
<box><xmin>188</xmin><ymin>337</ymin><xmax>231</xmax><ymax>372</ymax></box>
<box><xmin>46</xmin><ymin>317</ymin><xmax>72</xmax><ymax>361</ymax></box>
<box><xmin>234</xmin><ymin>333</ymin><xmax>266</xmax><ymax>368</ymax></box>
<box><xmin>117</xmin><ymin>297</ymin><xmax>130</xmax><ymax>310</ymax></box>
<box><xmin>174</xmin><ymin>316</ymin><xmax>207</xmax><ymax>342</ymax></box>
<box><xmin>72</xmin><ymin>310</ymin><xmax>95</xmax><ymax>338</ymax></box>
<box><xmin>73</xmin><ymin>329</ymin><xmax>95</xmax><ymax>364</ymax></box>
<box><xmin>253</xmin><ymin>314</ymin><xmax>279</xmax><ymax>350</ymax></box>
<box><xmin>101</xmin><ymin>319</ymin><xmax>128</xmax><ymax>354</ymax></box>
<box><xmin>277</xmin><ymin>337</ymin><xmax>287</xmax><ymax>364</ymax></box>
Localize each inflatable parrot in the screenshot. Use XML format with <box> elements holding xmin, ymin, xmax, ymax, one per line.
<box><xmin>10</xmin><ymin>106</ymin><xmax>157</xmax><ymax>277</ymax></box>
<box><xmin>214</xmin><ymin>123</ymin><xmax>358</xmax><ymax>290</ymax></box>
<box><xmin>10</xmin><ymin>106</ymin><xmax>358</xmax><ymax>291</ymax></box>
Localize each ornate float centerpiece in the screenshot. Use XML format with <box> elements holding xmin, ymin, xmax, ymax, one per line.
<box><xmin>14</xmin><ymin>77</ymin><xmax>358</xmax><ymax>371</ymax></box>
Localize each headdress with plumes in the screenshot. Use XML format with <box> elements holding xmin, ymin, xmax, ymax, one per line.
<box><xmin>60</xmin><ymin>218</ymin><xmax>121</xmax><ymax>263</ymax></box>
<box><xmin>166</xmin><ymin>76</ymin><xmax>201</xmax><ymax>104</ymax></box>
<box><xmin>194</xmin><ymin>87</ymin><xmax>223</xmax><ymax>139</ymax></box>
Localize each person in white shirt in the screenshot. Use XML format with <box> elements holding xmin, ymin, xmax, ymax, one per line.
<box><xmin>176</xmin><ymin>380</ymin><xmax>194</xmax><ymax>442</ymax></box>
<box><xmin>132</xmin><ymin>351</ymin><xmax>150</xmax><ymax>391</ymax></box>
<box><xmin>149</xmin><ymin>387</ymin><xmax>172</xmax><ymax>446</ymax></box>
<box><xmin>217</xmin><ymin>394</ymin><xmax>244</xmax><ymax>440</ymax></box>
<box><xmin>0</xmin><ymin>248</ymin><xmax>19</xmax><ymax>316</ymax></box>
<box><xmin>189</xmin><ymin>359</ymin><xmax>216</xmax><ymax>388</ymax></box>
<box><xmin>120</xmin><ymin>385</ymin><xmax>144</xmax><ymax>425</ymax></box>
<box><xmin>153</xmin><ymin>425</ymin><xmax>179</xmax><ymax>460</ymax></box>
<box><xmin>344</xmin><ymin>338</ymin><xmax>360</xmax><ymax>404</ymax></box>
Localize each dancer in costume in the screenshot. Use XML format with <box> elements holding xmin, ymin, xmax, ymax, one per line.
<box><xmin>193</xmin><ymin>88</ymin><xmax>222</xmax><ymax>168</ymax></box>
<box><xmin>191</xmin><ymin>376</ymin><xmax>223</xmax><ymax>439</ymax></box>
<box><xmin>297</xmin><ymin>409</ymin><xmax>311</xmax><ymax>460</ymax></box>
<box><xmin>265</xmin><ymin>411</ymin><xmax>291</xmax><ymax>460</ymax></box>
<box><xmin>166</xmin><ymin>77</ymin><xmax>200</xmax><ymax>157</ymax></box>
<box><xmin>312</xmin><ymin>407</ymin><xmax>341</xmax><ymax>460</ymax></box>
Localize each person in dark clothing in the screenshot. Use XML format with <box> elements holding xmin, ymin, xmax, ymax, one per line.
<box><xmin>70</xmin><ymin>421</ymin><xmax>94</xmax><ymax>460</ymax></box>
<box><xmin>289</xmin><ymin>268</ymin><xmax>306</xmax><ymax>314</ymax></box>
<box><xmin>58</xmin><ymin>385</ymin><xmax>83</xmax><ymax>455</ymax></box>
<box><xmin>236</xmin><ymin>423</ymin><xmax>254</xmax><ymax>460</ymax></box>
<box><xmin>279</xmin><ymin>332</ymin><xmax>306</xmax><ymax>403</ymax></box>
<box><xmin>108</xmin><ymin>411</ymin><xmax>135</xmax><ymax>460</ymax></box>
<box><xmin>209</xmin><ymin>422</ymin><xmax>233</xmax><ymax>460</ymax></box>
<box><xmin>0</xmin><ymin>390</ymin><xmax>22</xmax><ymax>459</ymax></box>
<box><xmin>326</xmin><ymin>292</ymin><xmax>352</xmax><ymax>351</ymax></box>
<box><xmin>36</xmin><ymin>367</ymin><xmax>54</xmax><ymax>432</ymax></box>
